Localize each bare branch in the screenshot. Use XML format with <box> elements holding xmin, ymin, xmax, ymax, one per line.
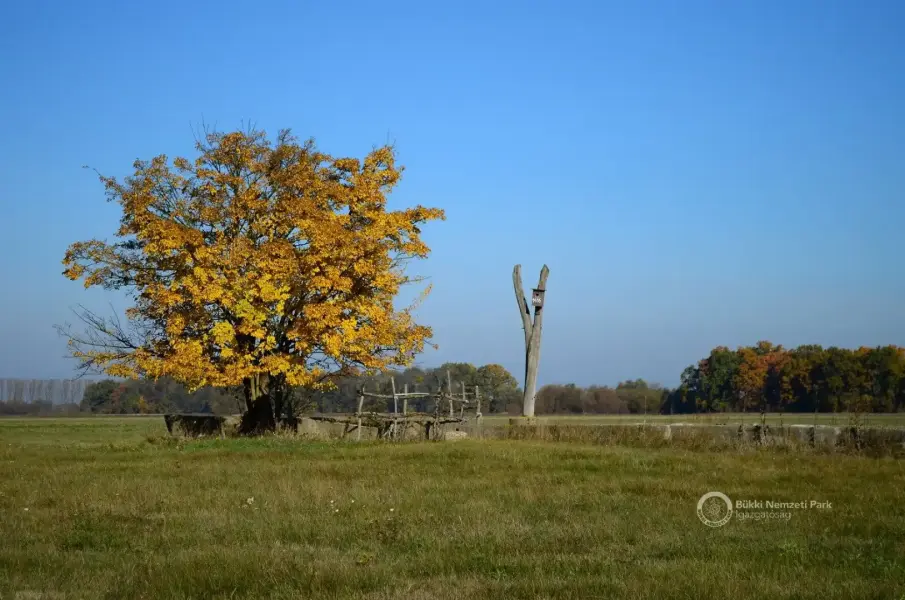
<box><xmin>54</xmin><ymin>303</ymin><xmax>150</xmax><ymax>378</ymax></box>
<box><xmin>536</xmin><ymin>264</ymin><xmax>550</xmax><ymax>297</ymax></box>
<box><xmin>512</xmin><ymin>264</ymin><xmax>532</xmax><ymax>347</ymax></box>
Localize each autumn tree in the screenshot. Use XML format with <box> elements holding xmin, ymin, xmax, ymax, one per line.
<box><xmin>436</xmin><ymin>362</ymin><xmax>479</xmax><ymax>390</ymax></box>
<box><xmin>674</xmin><ymin>342</ymin><xmax>905</xmax><ymax>415</ymax></box>
<box><xmin>584</xmin><ymin>386</ymin><xmax>627</xmax><ymax>414</ymax></box>
<box><xmin>734</xmin><ymin>347</ymin><xmax>767</xmax><ymax>414</ymax></box>
<box><xmin>614</xmin><ymin>379</ymin><xmax>663</xmax><ymax>414</ymax></box>
<box><xmin>60</xmin><ymin>127</ymin><xmax>444</xmax><ymax>432</ymax></box>
<box><xmin>760</xmin><ymin>345</ymin><xmax>788</xmax><ymax>413</ymax></box>
<box><xmin>535</xmin><ymin>383</ymin><xmax>584</xmax><ymax>414</ymax></box>
<box><xmin>677</xmin><ymin>364</ymin><xmax>703</xmax><ymax>413</ymax></box>
<box><xmin>697</xmin><ymin>347</ymin><xmax>740</xmax><ymax>413</ymax></box>
<box><xmin>780</xmin><ymin>344</ymin><xmax>824</xmax><ymax>411</ymax></box>
<box><xmin>474</xmin><ymin>364</ymin><xmax>520</xmax><ymax>413</ymax></box>
<box><xmin>80</xmin><ymin>380</ymin><xmax>119</xmax><ymax>413</ymax></box>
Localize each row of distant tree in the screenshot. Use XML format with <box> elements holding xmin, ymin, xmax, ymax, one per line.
<box><xmin>65</xmin><ymin>362</ymin><xmax>665</xmax><ymax>417</ymax></box>
<box><xmin>71</xmin><ymin>363</ymin><xmax>524</xmax><ymax>416</ymax></box>
<box><xmin>78</xmin><ymin>378</ymin><xmax>241</xmax><ymax>415</ymax></box>
<box><xmin>0</xmin><ymin>379</ymin><xmax>88</xmax><ymax>406</ymax></box>
<box><xmin>0</xmin><ymin>400</ymin><xmax>81</xmax><ymax>416</ymax></box>
<box><xmin>3</xmin><ymin>343</ymin><xmax>903</xmax><ymax>416</ymax></box>
<box><xmin>669</xmin><ymin>342</ymin><xmax>905</xmax><ymax>414</ymax></box>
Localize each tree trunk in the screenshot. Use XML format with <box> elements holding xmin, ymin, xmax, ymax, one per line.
<box><xmin>239</xmin><ymin>374</ymin><xmax>277</xmax><ymax>435</ymax></box>
<box><xmin>513</xmin><ymin>264</ymin><xmax>550</xmax><ymax>419</ymax></box>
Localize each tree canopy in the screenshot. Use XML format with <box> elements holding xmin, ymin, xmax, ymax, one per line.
<box><xmin>61</xmin><ymin>127</ymin><xmax>444</xmax><ymax>429</ymax></box>
<box><xmin>670</xmin><ymin>343</ymin><xmax>905</xmax><ymax>414</ymax></box>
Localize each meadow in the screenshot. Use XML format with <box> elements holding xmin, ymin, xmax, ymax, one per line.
<box><xmin>1</xmin><ymin>416</ymin><xmax>903</xmax><ymax>599</ymax></box>
<box><xmin>481</xmin><ymin>412</ymin><xmax>905</xmax><ymax>427</ymax></box>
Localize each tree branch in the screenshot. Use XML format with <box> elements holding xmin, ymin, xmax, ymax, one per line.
<box><xmin>512</xmin><ymin>264</ymin><xmax>532</xmax><ymax>347</ymax></box>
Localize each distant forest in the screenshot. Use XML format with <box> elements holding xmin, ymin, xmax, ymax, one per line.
<box><xmin>0</xmin><ymin>379</ymin><xmax>88</xmax><ymax>405</ymax></box>
<box><xmin>2</xmin><ymin>343</ymin><xmax>903</xmax><ymax>416</ymax></box>
<box><xmin>670</xmin><ymin>342</ymin><xmax>905</xmax><ymax>414</ymax></box>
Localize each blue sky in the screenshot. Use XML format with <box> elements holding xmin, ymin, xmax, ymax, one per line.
<box><xmin>1</xmin><ymin>0</ymin><xmax>903</xmax><ymax>387</ymax></box>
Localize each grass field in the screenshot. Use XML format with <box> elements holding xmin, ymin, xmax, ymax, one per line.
<box><xmin>1</xmin><ymin>416</ymin><xmax>904</xmax><ymax>599</ymax></box>
<box><xmin>481</xmin><ymin>412</ymin><xmax>905</xmax><ymax>427</ymax></box>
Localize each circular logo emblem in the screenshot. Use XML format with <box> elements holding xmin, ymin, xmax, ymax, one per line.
<box><xmin>697</xmin><ymin>491</ymin><xmax>733</xmax><ymax>527</ymax></box>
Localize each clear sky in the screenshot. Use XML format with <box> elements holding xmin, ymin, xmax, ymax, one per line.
<box><xmin>1</xmin><ymin>0</ymin><xmax>903</xmax><ymax>388</ymax></box>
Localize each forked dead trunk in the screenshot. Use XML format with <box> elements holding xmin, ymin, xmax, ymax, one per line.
<box><xmin>512</xmin><ymin>264</ymin><xmax>549</xmax><ymax>419</ymax></box>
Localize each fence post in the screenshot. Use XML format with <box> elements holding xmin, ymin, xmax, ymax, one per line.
<box><xmin>356</xmin><ymin>391</ymin><xmax>364</xmax><ymax>441</ymax></box>
<box><xmin>475</xmin><ymin>385</ymin><xmax>482</xmax><ymax>437</ymax></box>
<box><xmin>390</xmin><ymin>377</ymin><xmax>398</xmax><ymax>440</ymax></box>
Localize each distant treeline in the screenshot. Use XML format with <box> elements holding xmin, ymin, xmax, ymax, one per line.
<box><xmin>534</xmin><ymin>380</ymin><xmax>666</xmax><ymax>415</ymax></box>
<box><xmin>77</xmin><ymin>378</ymin><xmax>241</xmax><ymax>415</ymax></box>
<box><xmin>0</xmin><ymin>399</ymin><xmax>81</xmax><ymax>416</ymax></box>
<box><xmin>3</xmin><ymin>343</ymin><xmax>903</xmax><ymax>417</ymax></box>
<box><xmin>668</xmin><ymin>342</ymin><xmax>905</xmax><ymax>414</ymax></box>
<box><xmin>517</xmin><ymin>343</ymin><xmax>905</xmax><ymax>415</ymax></box>
<box><xmin>0</xmin><ymin>379</ymin><xmax>88</xmax><ymax>405</ymax></box>
<box><xmin>71</xmin><ymin>363</ymin><xmax>524</xmax><ymax>416</ymax></box>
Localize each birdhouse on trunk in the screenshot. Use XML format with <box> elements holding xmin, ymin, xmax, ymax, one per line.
<box><xmin>531</xmin><ymin>288</ymin><xmax>545</xmax><ymax>308</ymax></box>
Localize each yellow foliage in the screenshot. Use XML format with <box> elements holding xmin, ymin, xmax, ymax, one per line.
<box><xmin>62</xmin><ymin>128</ymin><xmax>444</xmax><ymax>393</ymax></box>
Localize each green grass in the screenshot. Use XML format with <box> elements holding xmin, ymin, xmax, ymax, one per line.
<box><xmin>12</xmin><ymin>411</ymin><xmax>904</xmax><ymax>428</ymax></box>
<box><xmin>483</xmin><ymin>412</ymin><xmax>905</xmax><ymax>426</ymax></box>
<box><xmin>1</xmin><ymin>416</ymin><xmax>904</xmax><ymax>599</ymax></box>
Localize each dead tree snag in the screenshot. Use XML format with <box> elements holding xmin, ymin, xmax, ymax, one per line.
<box><xmin>512</xmin><ymin>264</ymin><xmax>549</xmax><ymax>419</ymax></box>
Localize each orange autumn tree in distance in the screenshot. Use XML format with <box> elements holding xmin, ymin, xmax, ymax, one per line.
<box><xmin>61</xmin><ymin>127</ymin><xmax>445</xmax><ymax>433</ymax></box>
